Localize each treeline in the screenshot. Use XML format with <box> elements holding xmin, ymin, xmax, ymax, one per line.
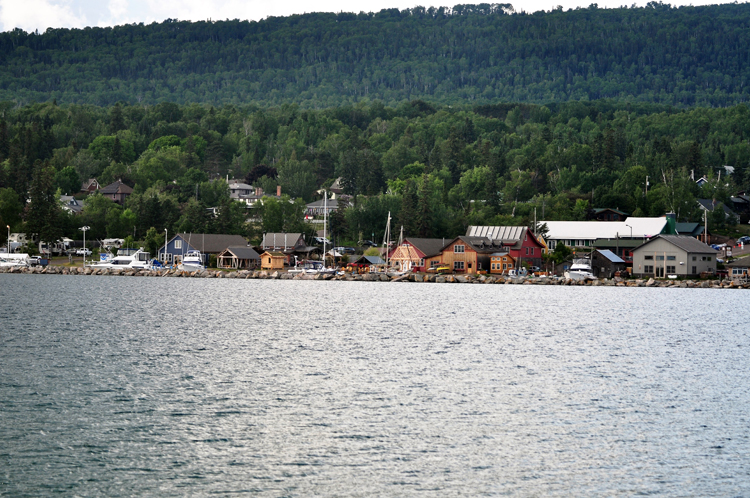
<box><xmin>1</xmin><ymin>99</ymin><xmax>748</xmax><ymax>250</ymax></box>
<box><xmin>2</xmin><ymin>3</ymin><xmax>750</xmax><ymax>107</ymax></box>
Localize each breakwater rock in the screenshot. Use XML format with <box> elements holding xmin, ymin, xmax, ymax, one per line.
<box><xmin>2</xmin><ymin>265</ymin><xmax>748</xmax><ymax>289</ymax></box>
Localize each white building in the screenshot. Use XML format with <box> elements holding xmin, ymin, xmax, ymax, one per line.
<box><xmin>541</xmin><ymin>217</ymin><xmax>668</xmax><ymax>250</ymax></box>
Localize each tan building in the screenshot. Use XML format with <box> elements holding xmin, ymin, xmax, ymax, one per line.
<box><xmin>632</xmin><ymin>235</ymin><xmax>717</xmax><ymax>278</ymax></box>
<box><xmin>260</xmin><ymin>251</ymin><xmax>285</xmax><ymax>271</ymax></box>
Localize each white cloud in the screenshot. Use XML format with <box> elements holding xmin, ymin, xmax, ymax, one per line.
<box><xmin>108</xmin><ymin>0</ymin><xmax>128</xmax><ymax>19</ymax></box>
<box><xmin>0</xmin><ymin>0</ymin><xmax>86</xmax><ymax>32</ymax></box>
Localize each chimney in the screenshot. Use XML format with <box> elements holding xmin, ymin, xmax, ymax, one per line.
<box><xmin>277</xmin><ymin>185</ymin><xmax>281</xmax><ymax>197</ymax></box>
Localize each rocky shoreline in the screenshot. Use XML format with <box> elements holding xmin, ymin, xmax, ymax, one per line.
<box><xmin>1</xmin><ymin>264</ymin><xmax>747</xmax><ymax>288</ymax></box>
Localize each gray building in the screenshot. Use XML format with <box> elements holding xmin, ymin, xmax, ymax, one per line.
<box><xmin>632</xmin><ymin>235</ymin><xmax>718</xmax><ymax>278</ymax></box>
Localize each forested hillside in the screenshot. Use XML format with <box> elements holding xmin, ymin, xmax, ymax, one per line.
<box><xmin>1</xmin><ymin>3</ymin><xmax>750</xmax><ymax>107</ymax></box>
<box><xmin>1</xmin><ymin>99</ymin><xmax>748</xmax><ymax>250</ymax></box>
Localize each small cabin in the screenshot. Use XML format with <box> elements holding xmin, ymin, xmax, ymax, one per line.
<box><xmin>260</xmin><ymin>251</ymin><xmax>285</xmax><ymax>271</ymax></box>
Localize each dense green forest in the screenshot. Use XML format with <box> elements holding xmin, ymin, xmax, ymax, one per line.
<box><xmin>2</xmin><ymin>3</ymin><xmax>750</xmax><ymax>107</ymax></box>
<box><xmin>1</xmin><ymin>98</ymin><xmax>748</xmax><ymax>251</ymax></box>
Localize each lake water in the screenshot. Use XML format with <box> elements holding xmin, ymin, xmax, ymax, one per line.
<box><xmin>1</xmin><ymin>273</ymin><xmax>749</xmax><ymax>496</ymax></box>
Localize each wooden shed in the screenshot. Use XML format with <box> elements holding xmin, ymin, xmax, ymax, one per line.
<box><xmin>260</xmin><ymin>251</ymin><xmax>286</xmax><ymax>271</ymax></box>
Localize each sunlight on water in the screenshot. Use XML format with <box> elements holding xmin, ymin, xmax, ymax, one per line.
<box><xmin>1</xmin><ymin>274</ymin><xmax>749</xmax><ymax>496</ymax></box>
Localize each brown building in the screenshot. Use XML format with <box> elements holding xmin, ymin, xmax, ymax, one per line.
<box><xmin>260</xmin><ymin>251</ymin><xmax>286</xmax><ymax>271</ymax></box>
<box><xmin>100</xmin><ymin>180</ymin><xmax>133</xmax><ymax>204</ymax></box>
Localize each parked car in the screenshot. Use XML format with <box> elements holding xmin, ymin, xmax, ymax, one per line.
<box><xmin>75</xmin><ymin>248</ymin><xmax>92</xmax><ymax>256</ymax></box>
<box><xmin>28</xmin><ymin>256</ymin><xmax>46</xmax><ymax>267</ymax></box>
<box><xmin>360</xmin><ymin>240</ymin><xmax>376</xmax><ymax>247</ymax></box>
<box><xmin>737</xmin><ymin>236</ymin><xmax>750</xmax><ymax>244</ymax></box>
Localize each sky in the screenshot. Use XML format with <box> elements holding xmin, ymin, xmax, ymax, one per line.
<box><xmin>0</xmin><ymin>0</ymin><xmax>739</xmax><ymax>34</ymax></box>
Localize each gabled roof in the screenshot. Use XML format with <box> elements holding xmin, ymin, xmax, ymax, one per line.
<box><xmin>697</xmin><ymin>199</ymin><xmax>736</xmax><ymax>217</ymax></box>
<box><xmin>176</xmin><ymin>233</ymin><xmax>249</xmax><ymax>253</ymax></box>
<box><xmin>221</xmin><ymin>246</ymin><xmax>260</xmax><ymax>260</ymax></box>
<box><xmin>261</xmin><ymin>251</ymin><xmax>286</xmax><ymax>257</ymax></box>
<box><xmin>596</xmin><ymin>249</ymin><xmax>625</xmax><ymax>263</ymax></box>
<box><xmin>442</xmin><ymin>235</ymin><xmax>503</xmax><ymax>254</ymax></box>
<box><xmin>100</xmin><ymin>180</ymin><xmax>133</xmax><ymax>195</ymax></box>
<box><xmin>675</xmin><ymin>222</ymin><xmax>705</xmax><ymax>237</ymax></box>
<box><xmin>402</xmin><ymin>238</ymin><xmax>447</xmax><ymax>257</ymax></box>
<box><xmin>592</xmin><ymin>208</ymin><xmax>628</xmax><ymax>216</ymax></box>
<box><xmin>354</xmin><ymin>255</ymin><xmax>385</xmax><ymax>265</ymax></box>
<box><xmin>634</xmin><ymin>234</ymin><xmax>718</xmax><ymax>254</ymax></box>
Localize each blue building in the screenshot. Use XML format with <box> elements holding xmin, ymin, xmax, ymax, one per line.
<box><xmin>159</xmin><ymin>233</ymin><xmax>250</xmax><ymax>266</ymax></box>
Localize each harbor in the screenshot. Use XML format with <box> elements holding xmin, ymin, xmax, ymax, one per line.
<box><xmin>2</xmin><ymin>262</ymin><xmax>748</xmax><ymax>289</ymax></box>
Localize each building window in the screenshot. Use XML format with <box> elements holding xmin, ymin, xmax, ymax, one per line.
<box><xmin>667</xmin><ymin>255</ymin><xmax>676</xmax><ymax>261</ymax></box>
<box><xmin>454</xmin><ymin>245</ymin><xmax>465</xmax><ymax>253</ymax></box>
<box><xmin>692</xmin><ymin>256</ymin><xmax>697</xmax><ymax>261</ymax></box>
<box><xmin>692</xmin><ymin>266</ymin><xmax>697</xmax><ymax>274</ymax></box>
<box><xmin>454</xmin><ymin>261</ymin><xmax>465</xmax><ymax>270</ymax></box>
<box><xmin>644</xmin><ymin>265</ymin><xmax>654</xmax><ymax>273</ymax></box>
<box><xmin>530</xmin><ymin>248</ymin><xmax>534</xmax><ymax>256</ymax></box>
<box><xmin>645</xmin><ymin>255</ymin><xmax>654</xmax><ymax>260</ymax></box>
<box><xmin>430</xmin><ymin>261</ymin><xmax>440</xmax><ymax>268</ymax></box>
<box><xmin>656</xmin><ymin>255</ymin><xmax>664</xmax><ymax>261</ymax></box>
<box><xmin>667</xmin><ymin>266</ymin><xmax>676</xmax><ymax>273</ymax></box>
<box><xmin>174</xmin><ymin>240</ymin><xmax>182</xmax><ymax>249</ymax></box>
<box><xmin>525</xmin><ymin>247</ymin><xmax>529</xmax><ymax>255</ymax></box>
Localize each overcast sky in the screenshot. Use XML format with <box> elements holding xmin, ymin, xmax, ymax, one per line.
<box><xmin>0</xmin><ymin>0</ymin><xmax>738</xmax><ymax>34</ymax></box>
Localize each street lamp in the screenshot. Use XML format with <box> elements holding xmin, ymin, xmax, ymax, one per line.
<box><xmin>79</xmin><ymin>226</ymin><xmax>90</xmax><ymax>265</ymax></box>
<box><xmin>624</xmin><ymin>223</ymin><xmax>633</xmax><ymax>261</ymax></box>
<box><xmin>164</xmin><ymin>228</ymin><xmax>168</xmax><ymax>265</ymax></box>
<box><xmin>6</xmin><ymin>225</ymin><xmax>9</xmax><ymax>253</ymax></box>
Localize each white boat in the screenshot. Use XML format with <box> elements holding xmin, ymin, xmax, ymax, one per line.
<box><xmin>179</xmin><ymin>250</ymin><xmax>205</xmax><ymax>271</ymax></box>
<box><xmin>87</xmin><ymin>248</ymin><xmax>153</xmax><ymax>270</ymax></box>
<box><xmin>565</xmin><ymin>258</ymin><xmax>597</xmax><ymax>281</ymax></box>
<box><xmin>0</xmin><ymin>253</ymin><xmax>30</xmax><ymax>267</ymax></box>
<box><xmin>0</xmin><ymin>257</ymin><xmax>28</xmax><ymax>267</ymax></box>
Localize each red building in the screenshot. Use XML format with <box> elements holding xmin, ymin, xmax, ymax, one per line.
<box><xmin>465</xmin><ymin>226</ymin><xmax>544</xmax><ymax>268</ymax></box>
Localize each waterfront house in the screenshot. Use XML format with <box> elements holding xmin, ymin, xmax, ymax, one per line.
<box><xmin>217</xmin><ymin>246</ymin><xmax>261</xmax><ymax>269</ymax></box>
<box><xmin>465</xmin><ymin>226</ymin><xmax>545</xmax><ymax>268</ymax></box>
<box><xmin>99</xmin><ymin>180</ymin><xmax>133</xmax><ymax>204</ymax></box>
<box><xmin>631</xmin><ymin>235</ymin><xmax>718</xmax><ymax>278</ymax></box>
<box><xmin>388</xmin><ymin>238</ymin><xmax>446</xmax><ymax>272</ymax></box>
<box><xmin>260</xmin><ymin>251</ymin><xmax>285</xmax><ymax>270</ymax></box>
<box><xmin>160</xmin><ymin>233</ymin><xmax>249</xmax><ymax>265</ymax></box>
<box><xmin>489</xmin><ymin>252</ymin><xmax>516</xmax><ymax>274</ymax></box>
<box><xmin>725</xmin><ymin>258</ymin><xmax>750</xmax><ymax>279</ymax></box>
<box><xmin>427</xmin><ymin>236</ymin><xmax>500</xmax><ymax>274</ymax></box>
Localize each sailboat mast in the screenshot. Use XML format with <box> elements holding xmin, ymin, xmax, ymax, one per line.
<box><xmin>323</xmin><ymin>190</ymin><xmax>327</xmax><ymax>265</ymax></box>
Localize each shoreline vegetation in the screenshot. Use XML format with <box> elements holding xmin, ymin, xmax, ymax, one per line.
<box><xmin>2</xmin><ymin>265</ymin><xmax>747</xmax><ymax>289</ymax></box>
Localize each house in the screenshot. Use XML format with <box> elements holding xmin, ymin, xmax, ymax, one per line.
<box><xmin>541</xmin><ymin>217</ymin><xmax>669</xmax><ymax>251</ymax></box>
<box><xmin>160</xmin><ymin>233</ymin><xmax>249</xmax><ymax>265</ymax></box>
<box><xmin>426</xmin><ymin>236</ymin><xmax>502</xmax><ymax>274</ymax></box>
<box><xmin>697</xmin><ymin>199</ymin><xmax>737</xmax><ymax>223</ymax></box>
<box><xmin>349</xmin><ymin>255</ymin><xmax>386</xmax><ymax>273</ymax></box>
<box><xmin>305</xmin><ymin>196</ymin><xmax>341</xmax><ymax>217</ymax></box>
<box><xmin>217</xmin><ymin>246</ymin><xmax>261</xmax><ymax>269</ymax></box>
<box><xmin>387</xmin><ymin>238</ymin><xmax>446</xmax><ymax>272</ymax></box>
<box><xmin>465</xmin><ymin>226</ymin><xmax>544</xmax><ymax>268</ymax></box>
<box><xmin>591</xmin><ymin>208</ymin><xmax>628</xmax><ymax>221</ymax></box>
<box><xmin>489</xmin><ymin>252</ymin><xmax>516</xmax><ymax>274</ymax></box>
<box><xmin>260</xmin><ymin>251</ymin><xmax>286</xmax><ymax>270</ymax></box>
<box><xmin>590</xmin><ymin>249</ymin><xmax>627</xmax><ymax>278</ymax></box>
<box><xmin>725</xmin><ymin>258</ymin><xmax>750</xmax><ymax>279</ymax></box>
<box><xmin>60</xmin><ymin>195</ymin><xmax>84</xmax><ymax>214</ymax></box>
<box><xmin>100</xmin><ymin>180</ymin><xmax>133</xmax><ymax>204</ymax></box>
<box><xmin>80</xmin><ymin>178</ymin><xmax>100</xmax><ymax>193</ymax></box>
<box><xmin>261</xmin><ymin>233</ymin><xmax>308</xmax><ymax>252</ymax></box>
<box><xmin>675</xmin><ymin>222</ymin><xmax>706</xmax><ymax>239</ymax></box>
<box><xmin>631</xmin><ymin>235</ymin><xmax>718</xmax><ymax>278</ymax></box>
